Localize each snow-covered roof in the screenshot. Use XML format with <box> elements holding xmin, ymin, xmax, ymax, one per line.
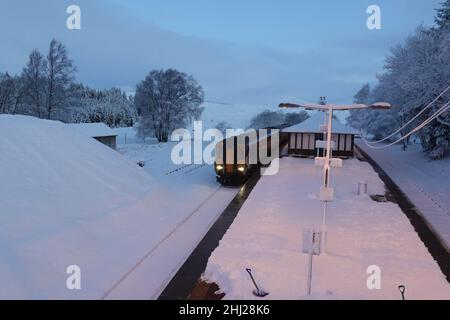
<box><xmin>282</xmin><ymin>112</ymin><xmax>359</xmax><ymax>135</ymax></box>
<box><xmin>67</xmin><ymin>122</ymin><xmax>117</xmax><ymax>137</ymax></box>
<box><xmin>0</xmin><ymin>115</ymin><xmax>169</xmax><ymax>299</ymax></box>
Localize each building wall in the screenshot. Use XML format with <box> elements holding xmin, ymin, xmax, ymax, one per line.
<box><xmin>94</xmin><ymin>136</ymin><xmax>117</xmax><ymax>150</ymax></box>
<box><xmin>287</xmin><ymin>132</ymin><xmax>354</xmax><ymax>157</ymax></box>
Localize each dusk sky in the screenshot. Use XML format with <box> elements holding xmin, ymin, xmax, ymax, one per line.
<box><xmin>0</xmin><ymin>0</ymin><xmax>442</xmax><ymax>107</ymax></box>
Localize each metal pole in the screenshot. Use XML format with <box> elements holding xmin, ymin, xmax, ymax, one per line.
<box><xmin>319</xmin><ymin>106</ymin><xmax>333</xmax><ymax>254</ymax></box>
<box><xmin>307</xmin><ymin>230</ymin><xmax>314</xmax><ymax>296</ymax></box>
<box><xmin>321</xmin><ymin>201</ymin><xmax>327</xmax><ymax>254</ymax></box>
<box><xmin>324</xmin><ymin>106</ymin><xmax>333</xmax><ymax>188</ymax></box>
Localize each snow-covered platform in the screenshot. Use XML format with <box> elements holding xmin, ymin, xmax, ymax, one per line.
<box><xmin>202</xmin><ymin>157</ymin><xmax>450</xmax><ymax>299</ymax></box>
<box><xmin>356</xmin><ymin>141</ymin><xmax>450</xmax><ymax>252</ymax></box>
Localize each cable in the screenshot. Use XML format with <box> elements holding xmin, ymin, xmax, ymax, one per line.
<box><xmin>362</xmin><ymin>101</ymin><xmax>449</xmax><ymax>149</ymax></box>
<box><xmin>436</xmin><ymin>115</ymin><xmax>450</xmax><ymax>127</ymax></box>
<box><xmin>363</xmin><ymin>85</ymin><xmax>450</xmax><ymax>144</ymax></box>
<box><xmin>364</xmin><ymin>101</ymin><xmax>449</xmax><ymax>149</ymax></box>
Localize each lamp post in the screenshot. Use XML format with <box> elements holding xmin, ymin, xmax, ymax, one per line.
<box><xmin>280</xmin><ymin>100</ymin><xmax>391</xmax><ymax>252</ymax></box>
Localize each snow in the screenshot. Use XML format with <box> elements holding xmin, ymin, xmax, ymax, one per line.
<box><xmin>67</xmin><ymin>122</ymin><xmax>117</xmax><ymax>138</ymax></box>
<box><xmin>112</xmin><ymin>129</ymin><xmax>240</xmax><ymax>298</ymax></box>
<box><xmin>202</xmin><ymin>157</ymin><xmax>450</xmax><ymax>299</ymax></box>
<box><xmin>3</xmin><ymin>114</ymin><xmax>447</xmax><ymax>299</ymax></box>
<box><xmin>372</xmin><ymin>102</ymin><xmax>392</xmax><ymax>108</ymax></box>
<box><xmin>356</xmin><ymin>140</ymin><xmax>450</xmax><ymax>251</ymax></box>
<box><xmin>283</xmin><ymin>112</ymin><xmax>359</xmax><ymax>134</ymax></box>
<box><xmin>0</xmin><ymin>115</ymin><xmax>236</xmax><ymax>299</ymax></box>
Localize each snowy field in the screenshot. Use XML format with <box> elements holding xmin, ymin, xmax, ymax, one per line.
<box><xmin>0</xmin><ymin>116</ymin><xmax>237</xmax><ymax>299</ymax></box>
<box><xmin>202</xmin><ymin>157</ymin><xmax>450</xmax><ymax>299</ymax></box>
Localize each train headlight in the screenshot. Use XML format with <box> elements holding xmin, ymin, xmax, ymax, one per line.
<box><xmin>216</xmin><ymin>164</ymin><xmax>223</xmax><ymax>171</ymax></box>
<box><xmin>237</xmin><ymin>166</ymin><xmax>245</xmax><ymax>172</ymax></box>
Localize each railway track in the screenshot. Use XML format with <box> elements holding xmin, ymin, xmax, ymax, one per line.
<box><xmin>165</xmin><ymin>164</ymin><xmax>207</xmax><ymax>176</ymax></box>
<box><xmin>159</xmin><ymin>171</ymin><xmax>261</xmax><ymax>300</ymax></box>
<box><xmin>100</xmin><ymin>183</ymin><xmax>224</xmax><ymax>299</ymax></box>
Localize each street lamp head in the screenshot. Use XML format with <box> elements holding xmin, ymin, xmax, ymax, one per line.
<box><xmin>279</xmin><ymin>101</ymin><xmax>391</xmax><ymax>111</ymax></box>
<box><xmin>369</xmin><ymin>102</ymin><xmax>392</xmax><ymax>109</ymax></box>
<box><xmin>279</xmin><ymin>103</ymin><xmax>301</xmax><ymax>109</ymax></box>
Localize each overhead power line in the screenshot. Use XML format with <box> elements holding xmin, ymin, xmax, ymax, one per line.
<box><xmin>362</xmin><ymin>101</ymin><xmax>449</xmax><ymax>149</ymax></box>
<box><xmin>365</xmin><ymin>85</ymin><xmax>450</xmax><ymax>144</ymax></box>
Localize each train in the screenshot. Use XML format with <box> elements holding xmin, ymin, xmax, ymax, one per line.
<box><xmin>214</xmin><ymin>125</ymin><xmax>289</xmax><ymax>185</ymax></box>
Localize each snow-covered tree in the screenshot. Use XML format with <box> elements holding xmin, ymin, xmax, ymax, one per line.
<box><xmin>381</xmin><ymin>25</ymin><xmax>449</xmax><ymax>157</ymax></box>
<box><xmin>0</xmin><ymin>73</ymin><xmax>26</xmax><ymax>116</ymax></box>
<box><xmin>347</xmin><ymin>84</ymin><xmax>371</xmax><ymax>130</ymax></box>
<box><xmin>0</xmin><ymin>73</ymin><xmax>14</xmax><ymax>114</ymax></box>
<box><xmin>1</xmin><ymin>39</ymin><xmax>141</xmax><ymax>127</ymax></box>
<box><xmin>349</xmin><ymin>1</ymin><xmax>450</xmax><ymax>158</ymax></box>
<box><xmin>8</xmin><ymin>76</ymin><xmax>24</xmax><ymax>115</ymax></box>
<box><xmin>435</xmin><ymin>0</ymin><xmax>450</xmax><ymax>29</ymax></box>
<box><xmin>70</xmin><ymin>86</ymin><xmax>137</xmax><ymax>127</ymax></box>
<box><xmin>285</xmin><ymin>111</ymin><xmax>309</xmax><ymax>126</ymax></box>
<box><xmin>248</xmin><ymin>110</ymin><xmax>285</xmax><ymax>129</ymax></box>
<box><xmin>134</xmin><ymin>69</ymin><xmax>204</xmax><ymax>142</ymax></box>
<box><xmin>215</xmin><ymin>121</ymin><xmax>231</xmax><ymax>135</ymax></box>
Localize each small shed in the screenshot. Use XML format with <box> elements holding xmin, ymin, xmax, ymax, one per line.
<box><xmin>282</xmin><ymin>112</ymin><xmax>358</xmax><ymax>158</ymax></box>
<box><xmin>67</xmin><ymin>123</ymin><xmax>118</xmax><ymax>150</ymax></box>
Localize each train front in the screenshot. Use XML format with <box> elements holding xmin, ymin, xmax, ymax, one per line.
<box><xmin>214</xmin><ymin>136</ymin><xmax>248</xmax><ymax>185</ymax></box>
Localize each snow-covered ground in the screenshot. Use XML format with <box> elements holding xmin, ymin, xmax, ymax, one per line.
<box><xmin>202</xmin><ymin>157</ymin><xmax>450</xmax><ymax>299</ymax></box>
<box><xmin>4</xmin><ymin>115</ymin><xmax>447</xmax><ymax>300</ymax></box>
<box><xmin>356</xmin><ymin>141</ymin><xmax>450</xmax><ymax>251</ymax></box>
<box><xmin>0</xmin><ymin>116</ymin><xmax>237</xmax><ymax>299</ymax></box>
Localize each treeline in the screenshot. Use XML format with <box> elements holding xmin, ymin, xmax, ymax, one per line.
<box><xmin>248</xmin><ymin>110</ymin><xmax>309</xmax><ymax>129</ymax></box>
<box><xmin>0</xmin><ymin>39</ymin><xmax>136</xmax><ymax>127</ymax></box>
<box><xmin>347</xmin><ymin>1</ymin><xmax>450</xmax><ymax>159</ymax></box>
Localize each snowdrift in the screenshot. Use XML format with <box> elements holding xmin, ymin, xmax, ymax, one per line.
<box><xmin>0</xmin><ymin>115</ymin><xmax>174</xmax><ymax>299</ymax></box>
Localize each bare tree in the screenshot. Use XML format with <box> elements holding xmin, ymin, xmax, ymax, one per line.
<box><xmin>0</xmin><ymin>73</ymin><xmax>14</xmax><ymax>113</ymax></box>
<box><xmin>22</xmin><ymin>50</ymin><xmax>47</xmax><ymax>117</ymax></box>
<box><xmin>45</xmin><ymin>39</ymin><xmax>76</xmax><ymax>119</ymax></box>
<box><xmin>135</xmin><ymin>69</ymin><xmax>204</xmax><ymax>142</ymax></box>
<box><xmin>10</xmin><ymin>76</ymin><xmax>25</xmax><ymax>115</ymax></box>
<box><xmin>0</xmin><ymin>73</ymin><xmax>26</xmax><ymax>115</ymax></box>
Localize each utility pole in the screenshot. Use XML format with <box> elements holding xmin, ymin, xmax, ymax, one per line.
<box><xmin>279</xmin><ymin>100</ymin><xmax>391</xmax><ymax>253</ymax></box>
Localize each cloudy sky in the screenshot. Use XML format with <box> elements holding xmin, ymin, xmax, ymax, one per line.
<box><xmin>0</xmin><ymin>0</ymin><xmax>441</xmax><ymax>107</ymax></box>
